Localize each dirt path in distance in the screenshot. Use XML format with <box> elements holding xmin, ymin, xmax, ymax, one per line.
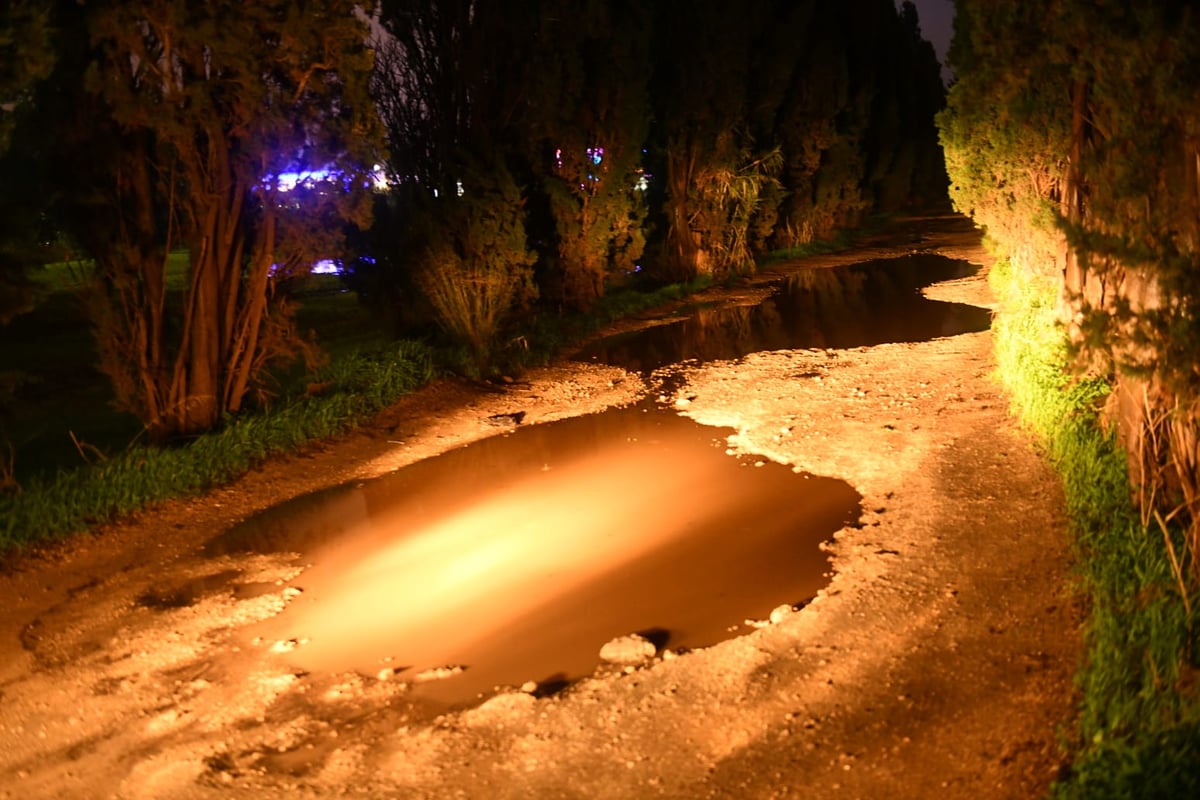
<box><xmin>0</xmin><ymin>214</ymin><xmax>1082</xmax><ymax>799</ymax></box>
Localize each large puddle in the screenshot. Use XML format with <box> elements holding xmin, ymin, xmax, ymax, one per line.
<box><xmin>204</xmin><ymin>252</ymin><xmax>984</xmax><ymax>710</ymax></box>
<box><xmin>209</xmin><ymin>406</ymin><xmax>860</xmax><ymax>707</ymax></box>
<box><xmin>577</xmin><ymin>254</ymin><xmax>990</xmax><ymax>370</ymax></box>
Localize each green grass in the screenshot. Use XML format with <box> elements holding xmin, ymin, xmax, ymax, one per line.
<box><xmin>293</xmin><ymin>283</ymin><xmax>391</xmax><ymax>358</ymax></box>
<box><xmin>757</xmin><ymin>231</ymin><xmax>859</xmax><ymax>268</ymax></box>
<box><xmin>31</xmin><ymin>250</ymin><xmax>191</xmax><ymax>292</ymax></box>
<box><xmin>0</xmin><ymin>288</ymin><xmax>144</xmax><ymax>482</ymax></box>
<box><xmin>489</xmin><ymin>275</ymin><xmax>715</xmax><ymax>375</ymax></box>
<box><xmin>0</xmin><ymin>340</ymin><xmax>434</xmax><ymax>550</ymax></box>
<box><xmin>1</xmin><ymin>255</ymin><xmax>435</xmax><ymax>549</ymax></box>
<box><xmin>988</xmin><ymin>258</ymin><xmax>1200</xmax><ymax>798</ymax></box>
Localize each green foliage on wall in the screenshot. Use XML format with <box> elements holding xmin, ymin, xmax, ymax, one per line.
<box><xmin>943</xmin><ymin>2</ymin><xmax>1200</xmax><ymax>794</ymax></box>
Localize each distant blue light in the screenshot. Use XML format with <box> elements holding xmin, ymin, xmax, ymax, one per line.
<box><xmin>269</xmin><ymin>164</ymin><xmax>388</xmax><ymax>193</ymax></box>
<box><xmin>274</xmin><ymin>168</ymin><xmax>333</xmax><ymax>191</ymax></box>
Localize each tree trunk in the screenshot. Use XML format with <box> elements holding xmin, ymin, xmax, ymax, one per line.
<box><xmin>664</xmin><ymin>141</ymin><xmax>703</xmax><ymax>281</ymax></box>
<box><xmin>181</xmin><ymin>223</ymin><xmax>221</xmax><ymax>437</ymax></box>
<box><xmin>1061</xmin><ymin>77</ymin><xmax>1089</xmax><ymax>315</ymax></box>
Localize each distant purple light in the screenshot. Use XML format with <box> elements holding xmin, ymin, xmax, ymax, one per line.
<box><xmin>268</xmin><ymin>259</ymin><xmax>343</xmax><ymax>277</ymax></box>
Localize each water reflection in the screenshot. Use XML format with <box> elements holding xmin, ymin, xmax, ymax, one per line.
<box><xmin>210</xmin><ymin>405</ymin><xmax>860</xmax><ymax>706</ymax></box>
<box><xmin>578</xmin><ymin>254</ymin><xmax>991</xmax><ymax>371</ymax></box>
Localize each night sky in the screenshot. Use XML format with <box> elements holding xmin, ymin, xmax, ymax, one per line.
<box><xmin>908</xmin><ymin>0</ymin><xmax>956</xmax><ymax>78</ymax></box>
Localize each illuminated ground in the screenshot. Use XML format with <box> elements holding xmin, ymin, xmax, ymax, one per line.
<box><xmin>0</xmin><ymin>215</ymin><xmax>1081</xmax><ymax>799</ymax></box>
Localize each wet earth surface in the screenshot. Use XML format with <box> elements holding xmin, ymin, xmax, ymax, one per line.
<box><xmin>0</xmin><ymin>213</ymin><xmax>1083</xmax><ymax>799</ymax></box>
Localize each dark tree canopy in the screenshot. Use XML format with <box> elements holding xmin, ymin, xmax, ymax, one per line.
<box><xmin>0</xmin><ymin>0</ymin><xmax>55</xmax><ymax>153</ymax></box>
<box><xmin>3</xmin><ymin>0</ymin><xmax>949</xmax><ymax>429</ymax></box>
<box><xmin>2</xmin><ymin>0</ymin><xmax>382</xmax><ymax>440</ymax></box>
<box><xmin>0</xmin><ymin>0</ymin><xmax>59</xmax><ymax>322</ymax></box>
<box><xmin>362</xmin><ymin>0</ymin><xmax>947</xmax><ymax>345</ymax></box>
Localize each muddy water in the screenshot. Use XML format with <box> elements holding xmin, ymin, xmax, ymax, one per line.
<box><xmin>204</xmin><ymin>253</ymin><xmax>982</xmax><ymax>709</ymax></box>
<box><xmin>577</xmin><ymin>254</ymin><xmax>990</xmax><ymax>371</ymax></box>
<box><xmin>210</xmin><ymin>406</ymin><xmax>860</xmax><ymax>707</ymax></box>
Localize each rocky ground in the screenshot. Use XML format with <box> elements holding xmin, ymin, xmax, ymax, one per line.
<box><xmin>0</xmin><ymin>215</ymin><xmax>1082</xmax><ymax>799</ymax></box>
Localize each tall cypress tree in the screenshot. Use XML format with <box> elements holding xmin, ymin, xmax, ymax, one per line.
<box><xmin>650</xmin><ymin>0</ymin><xmax>784</xmax><ymax>281</ymax></box>
<box><xmin>519</xmin><ymin>0</ymin><xmax>652</xmax><ymax>311</ymax></box>
<box><xmin>373</xmin><ymin>0</ymin><xmax>538</xmax><ymax>361</ymax></box>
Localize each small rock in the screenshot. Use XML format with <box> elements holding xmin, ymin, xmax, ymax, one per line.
<box><xmin>464</xmin><ymin>691</ymin><xmax>537</xmax><ymax>727</ymax></box>
<box><xmin>599</xmin><ymin>634</ymin><xmax>657</xmax><ymax>665</ymax></box>
<box><xmin>414</xmin><ymin>665</ymin><xmax>466</xmax><ymax>683</ymax></box>
<box><xmin>769</xmin><ymin>604</ymin><xmax>795</xmax><ymax>624</ymax></box>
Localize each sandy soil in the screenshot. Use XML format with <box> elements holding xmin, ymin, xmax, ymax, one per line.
<box><xmin>0</xmin><ymin>215</ymin><xmax>1082</xmax><ymax>799</ymax></box>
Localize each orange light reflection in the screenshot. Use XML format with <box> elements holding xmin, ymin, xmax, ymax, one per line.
<box><xmin>278</xmin><ymin>438</ymin><xmax>708</xmax><ymax>675</ymax></box>
<box><xmin>248</xmin><ymin>407</ymin><xmax>859</xmax><ymax>704</ymax></box>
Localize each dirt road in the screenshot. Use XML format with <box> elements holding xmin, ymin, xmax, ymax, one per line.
<box><xmin>0</xmin><ymin>215</ymin><xmax>1081</xmax><ymax>799</ymax></box>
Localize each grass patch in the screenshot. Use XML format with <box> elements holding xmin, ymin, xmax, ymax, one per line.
<box><xmin>291</xmin><ymin>281</ymin><xmax>393</xmax><ymax>359</ymax></box>
<box><xmin>31</xmin><ymin>251</ymin><xmax>192</xmax><ymax>293</ymax></box>
<box><xmin>758</xmin><ymin>231</ymin><xmax>858</xmax><ymax>268</ymax></box>
<box><xmin>988</xmin><ymin>258</ymin><xmax>1200</xmax><ymax>798</ymax></box>
<box><xmin>0</xmin><ymin>341</ymin><xmax>434</xmax><ymax>551</ymax></box>
<box><xmin>492</xmin><ymin>275</ymin><xmax>715</xmax><ymax>375</ymax></box>
<box><xmin>756</xmin><ymin>213</ymin><xmax>893</xmax><ymax>269</ymax></box>
<box><xmin>0</xmin><ymin>289</ymin><xmax>143</xmax><ymax>483</ymax></box>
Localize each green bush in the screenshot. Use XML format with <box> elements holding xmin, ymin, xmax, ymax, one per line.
<box><xmin>414</xmin><ymin>167</ymin><xmax>537</xmax><ymax>365</ymax></box>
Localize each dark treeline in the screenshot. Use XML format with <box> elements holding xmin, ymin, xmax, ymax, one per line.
<box><xmin>361</xmin><ymin>0</ymin><xmax>947</xmax><ymax>346</ymax></box>
<box><xmin>0</xmin><ymin>0</ymin><xmax>946</xmax><ymax>443</ymax></box>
